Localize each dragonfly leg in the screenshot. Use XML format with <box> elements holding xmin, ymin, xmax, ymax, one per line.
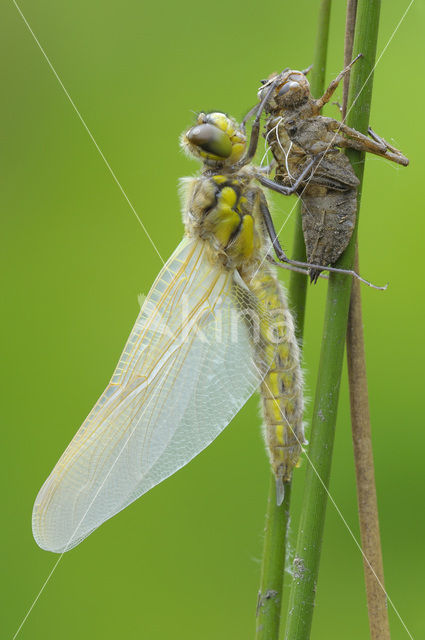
<box><xmin>258</xmin><ymin>193</ymin><xmax>387</xmax><ymax>291</ymax></box>
<box><xmin>256</xmin><ymin>155</ymin><xmax>321</xmax><ymax>196</ymax></box>
<box><xmin>241</xmin><ymin>103</ymin><xmax>259</xmax><ymax>132</ymax></box>
<box><xmin>266</xmin><ymin>255</ymin><xmax>329</xmax><ymax>280</ymax></box>
<box><xmin>367</xmin><ymin>126</ymin><xmax>409</xmax><ymax>165</ymax></box>
<box><xmin>330</xmin><ymin>121</ymin><xmax>409</xmax><ymax>166</ymax></box>
<box><xmin>237</xmin><ymin>80</ymin><xmax>278</xmax><ymax>167</ymax></box>
<box><xmin>315</xmin><ymin>54</ymin><xmax>362</xmax><ymax>111</ymax></box>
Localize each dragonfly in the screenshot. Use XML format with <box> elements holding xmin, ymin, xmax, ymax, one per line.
<box><xmin>33</xmin><ymin>96</ymin><xmax>317</xmax><ymax>553</ymax></box>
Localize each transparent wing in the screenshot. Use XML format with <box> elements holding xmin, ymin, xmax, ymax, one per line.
<box><xmin>33</xmin><ymin>236</ymin><xmax>268</xmax><ymax>553</ymax></box>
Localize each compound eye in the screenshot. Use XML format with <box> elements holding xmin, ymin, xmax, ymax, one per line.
<box><xmin>278</xmin><ymin>81</ymin><xmax>299</xmax><ymax>96</ymax></box>
<box><xmin>186</xmin><ymin>123</ymin><xmax>232</xmax><ymax>158</ymax></box>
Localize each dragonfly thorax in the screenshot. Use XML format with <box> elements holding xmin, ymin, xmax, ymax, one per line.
<box><xmin>182</xmin><ymin>171</ymin><xmax>265</xmax><ymax>272</ymax></box>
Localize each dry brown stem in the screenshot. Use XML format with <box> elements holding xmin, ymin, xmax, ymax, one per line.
<box><xmin>344</xmin><ymin>1</ymin><xmax>391</xmax><ymax>637</ymax></box>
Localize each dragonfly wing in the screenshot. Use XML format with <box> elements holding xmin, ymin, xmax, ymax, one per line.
<box><xmin>33</xmin><ymin>236</ymin><xmax>268</xmax><ymax>553</ymax></box>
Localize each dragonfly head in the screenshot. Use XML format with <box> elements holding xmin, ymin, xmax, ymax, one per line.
<box><xmin>259</xmin><ymin>70</ymin><xmax>311</xmax><ymax>112</ymax></box>
<box><xmin>182</xmin><ymin>112</ymin><xmax>246</xmax><ymax>167</ymax></box>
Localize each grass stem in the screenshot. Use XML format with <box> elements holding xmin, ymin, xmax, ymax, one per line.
<box><xmin>283</xmin><ymin>2</ymin><xmax>382</xmax><ymax>638</ymax></box>
<box><xmin>255</xmin><ymin>480</ymin><xmax>292</xmax><ymax>639</ymax></box>
<box><xmin>255</xmin><ymin>3</ymin><xmax>331</xmax><ymax>639</ymax></box>
<box><xmin>288</xmin><ymin>0</ymin><xmax>332</xmax><ymax>337</ymax></box>
<box><xmin>344</xmin><ymin>2</ymin><xmax>391</xmax><ymax>638</ymax></box>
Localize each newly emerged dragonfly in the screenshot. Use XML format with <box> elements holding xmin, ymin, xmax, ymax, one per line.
<box><xmin>33</xmin><ymin>101</ymin><xmax>316</xmax><ymax>553</ymax></box>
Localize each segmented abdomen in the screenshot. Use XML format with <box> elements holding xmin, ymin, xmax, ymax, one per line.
<box><xmin>249</xmin><ymin>264</ymin><xmax>304</xmax><ymax>504</ymax></box>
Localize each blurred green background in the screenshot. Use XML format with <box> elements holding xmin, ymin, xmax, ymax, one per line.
<box><xmin>2</xmin><ymin>1</ymin><xmax>424</xmax><ymax>638</ymax></box>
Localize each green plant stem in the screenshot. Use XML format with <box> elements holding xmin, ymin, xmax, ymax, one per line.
<box><xmin>255</xmin><ymin>480</ymin><xmax>292</xmax><ymax>639</ymax></box>
<box><xmin>284</xmin><ymin>2</ymin><xmax>381</xmax><ymax>639</ymax></box>
<box><xmin>288</xmin><ymin>0</ymin><xmax>331</xmax><ymax>338</ymax></box>
<box><xmin>255</xmin><ymin>3</ymin><xmax>331</xmax><ymax>639</ymax></box>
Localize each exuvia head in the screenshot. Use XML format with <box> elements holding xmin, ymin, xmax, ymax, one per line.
<box><xmin>182</xmin><ymin>112</ymin><xmax>246</xmax><ymax>167</ymax></box>
<box><xmin>259</xmin><ymin>70</ymin><xmax>311</xmax><ymax>112</ymax></box>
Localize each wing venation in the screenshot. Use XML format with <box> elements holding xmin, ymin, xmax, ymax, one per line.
<box><xmin>33</xmin><ymin>237</ymin><xmax>270</xmax><ymax>552</ymax></box>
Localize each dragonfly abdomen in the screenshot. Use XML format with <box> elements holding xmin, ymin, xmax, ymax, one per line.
<box><xmin>249</xmin><ymin>265</ymin><xmax>304</xmax><ymax>505</ymax></box>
